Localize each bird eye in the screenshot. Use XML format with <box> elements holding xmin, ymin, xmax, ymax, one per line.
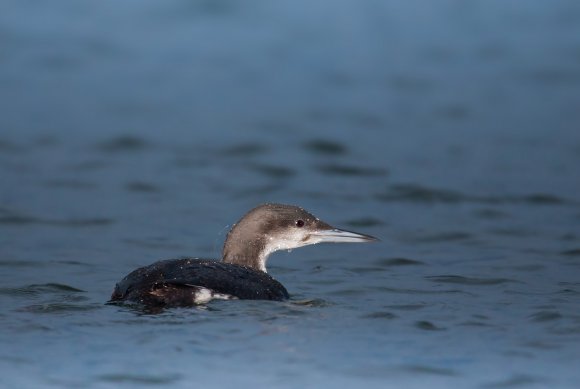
<box><xmin>295</xmin><ymin>219</ymin><xmax>305</xmax><ymax>227</ymax></box>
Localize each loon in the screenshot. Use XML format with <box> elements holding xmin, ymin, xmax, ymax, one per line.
<box><xmin>110</xmin><ymin>203</ymin><xmax>378</xmax><ymax>307</ymax></box>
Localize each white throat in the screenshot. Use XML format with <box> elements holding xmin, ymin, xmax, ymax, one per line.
<box><xmin>259</xmin><ymin>232</ymin><xmax>316</xmax><ymax>273</ymax></box>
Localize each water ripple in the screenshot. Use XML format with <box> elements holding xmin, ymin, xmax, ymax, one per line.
<box><xmin>344</xmin><ymin>217</ymin><xmax>384</xmax><ymax>228</ymax></box>
<box><xmin>529</xmin><ymin>311</ymin><xmax>562</xmax><ymax>322</ymax></box>
<box><xmin>0</xmin><ymin>139</ymin><xmax>21</xmax><ymax>153</ymax></box>
<box><xmin>302</xmin><ymin>139</ymin><xmax>348</xmax><ymax>155</ymax></box>
<box><xmin>43</xmin><ymin>179</ymin><xmax>97</xmax><ymax>189</ymax></box>
<box><xmin>0</xmin><ymin>283</ymin><xmax>85</xmax><ymax>297</ymax></box>
<box><xmin>398</xmin><ymin>365</ymin><xmax>456</xmax><ymax>376</ymax></box>
<box><xmin>375</xmin><ymin>257</ymin><xmax>425</xmax><ymax>267</ymax></box>
<box><xmin>560</xmin><ymin>248</ymin><xmax>580</xmax><ymax>256</ymax></box>
<box><xmin>95</xmin><ymin>136</ymin><xmax>151</xmax><ymax>153</ymax></box>
<box><xmin>0</xmin><ymin>211</ymin><xmax>114</xmax><ymax>227</ymax></box>
<box><xmin>371</xmin><ymin>286</ymin><xmax>474</xmax><ymax>296</ymax></box>
<box><xmin>405</xmin><ymin>232</ymin><xmax>473</xmax><ymax>243</ymax></box>
<box><xmin>125</xmin><ymin>181</ymin><xmax>161</xmax><ymax>193</ymax></box>
<box><xmin>426</xmin><ymin>275</ymin><xmax>519</xmax><ymax>285</ymax></box>
<box><xmin>483</xmin><ymin>374</ymin><xmax>548</xmax><ymax>388</ymax></box>
<box><xmin>361</xmin><ymin>311</ymin><xmax>397</xmax><ymax>320</ymax></box>
<box><xmin>222</xmin><ymin>143</ymin><xmax>269</xmax><ymax>157</ymax></box>
<box><xmin>0</xmin><ymin>259</ymin><xmax>45</xmax><ymax>268</ymax></box>
<box><xmin>249</xmin><ymin>163</ymin><xmax>296</xmax><ymax>178</ymax></box>
<box><xmin>97</xmin><ymin>373</ymin><xmax>182</xmax><ymax>385</ymax></box>
<box><xmin>377</xmin><ymin>184</ymin><xmax>569</xmax><ymax>205</ymax></box>
<box><xmin>290</xmin><ymin>298</ymin><xmax>331</xmax><ymax>308</ymax></box>
<box><xmin>415</xmin><ymin>320</ymin><xmax>445</xmax><ymax>331</ymax></box>
<box><xmin>347</xmin><ymin>364</ymin><xmax>457</xmax><ymax>379</ymax></box>
<box><xmin>385</xmin><ymin>303</ymin><xmax>427</xmax><ymax>311</ymax></box>
<box><xmin>20</xmin><ymin>303</ymin><xmax>102</xmax><ymax>314</ymax></box>
<box><xmin>316</xmin><ymin>164</ymin><xmax>387</xmax><ymax>177</ymax></box>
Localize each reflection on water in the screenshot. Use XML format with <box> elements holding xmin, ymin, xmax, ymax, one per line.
<box><xmin>1</xmin><ymin>0</ymin><xmax>580</xmax><ymax>388</ymax></box>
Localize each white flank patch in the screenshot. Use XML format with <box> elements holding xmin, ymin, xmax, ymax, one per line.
<box><xmin>212</xmin><ymin>292</ymin><xmax>237</xmax><ymax>301</ymax></box>
<box><xmin>187</xmin><ymin>285</ymin><xmax>236</xmax><ymax>304</ymax></box>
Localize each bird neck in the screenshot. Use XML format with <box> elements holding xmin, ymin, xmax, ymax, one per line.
<box><xmin>222</xmin><ymin>232</ymin><xmax>270</xmax><ymax>272</ymax></box>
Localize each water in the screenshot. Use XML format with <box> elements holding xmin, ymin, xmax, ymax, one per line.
<box><xmin>1</xmin><ymin>1</ymin><xmax>580</xmax><ymax>387</ymax></box>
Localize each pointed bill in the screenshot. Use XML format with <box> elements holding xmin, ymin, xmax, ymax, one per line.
<box><xmin>309</xmin><ymin>228</ymin><xmax>379</xmax><ymax>244</ymax></box>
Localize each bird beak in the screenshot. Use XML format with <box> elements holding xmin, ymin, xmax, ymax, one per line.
<box><xmin>309</xmin><ymin>228</ymin><xmax>380</xmax><ymax>243</ymax></box>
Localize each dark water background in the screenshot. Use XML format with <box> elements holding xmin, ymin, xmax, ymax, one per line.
<box><xmin>1</xmin><ymin>1</ymin><xmax>580</xmax><ymax>387</ymax></box>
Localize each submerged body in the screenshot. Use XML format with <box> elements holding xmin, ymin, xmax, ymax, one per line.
<box><xmin>110</xmin><ymin>203</ymin><xmax>377</xmax><ymax>307</ymax></box>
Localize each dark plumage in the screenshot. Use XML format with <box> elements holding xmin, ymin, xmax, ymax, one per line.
<box><xmin>110</xmin><ymin>259</ymin><xmax>288</xmax><ymax>306</ymax></box>
<box><xmin>110</xmin><ymin>203</ymin><xmax>378</xmax><ymax>308</ymax></box>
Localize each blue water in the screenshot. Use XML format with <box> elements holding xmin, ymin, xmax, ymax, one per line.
<box><xmin>1</xmin><ymin>1</ymin><xmax>580</xmax><ymax>388</ymax></box>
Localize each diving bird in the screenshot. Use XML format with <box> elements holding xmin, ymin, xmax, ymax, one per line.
<box><xmin>110</xmin><ymin>203</ymin><xmax>378</xmax><ymax>307</ymax></box>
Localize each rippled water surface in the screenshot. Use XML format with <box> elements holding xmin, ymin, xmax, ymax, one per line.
<box><xmin>2</xmin><ymin>1</ymin><xmax>580</xmax><ymax>388</ymax></box>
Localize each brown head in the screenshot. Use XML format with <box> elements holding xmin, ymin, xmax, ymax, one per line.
<box><xmin>222</xmin><ymin>203</ymin><xmax>378</xmax><ymax>272</ymax></box>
